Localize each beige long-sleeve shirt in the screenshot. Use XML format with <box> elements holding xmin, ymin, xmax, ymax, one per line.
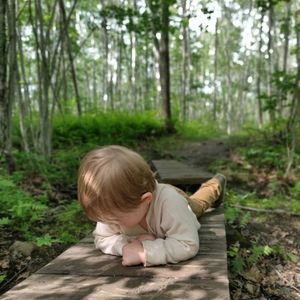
<box><xmin>93</xmin><ymin>182</ymin><xmax>200</xmax><ymax>266</ymax></box>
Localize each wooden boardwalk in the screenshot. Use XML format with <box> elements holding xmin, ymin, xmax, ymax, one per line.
<box><xmin>2</xmin><ymin>160</ymin><xmax>230</xmax><ymax>299</ymax></box>
<box><xmin>152</xmin><ymin>159</ymin><xmax>213</xmax><ymax>185</ymax></box>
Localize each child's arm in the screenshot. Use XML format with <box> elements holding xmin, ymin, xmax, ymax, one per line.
<box><xmin>122</xmin><ymin>234</ymin><xmax>156</xmax><ymax>266</ymax></box>
<box><xmin>122</xmin><ymin>239</ymin><xmax>145</xmax><ymax>265</ymax></box>
<box><xmin>93</xmin><ymin>222</ymin><xmax>129</xmax><ymax>256</ymax></box>
<box><xmin>141</xmin><ymin>194</ymin><xmax>200</xmax><ymax>266</ymax></box>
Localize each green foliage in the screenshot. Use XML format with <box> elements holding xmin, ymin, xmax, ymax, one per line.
<box><xmin>272</xmin><ymin>71</ymin><xmax>296</xmax><ymax>95</ymax></box>
<box><xmin>247</xmin><ymin>245</ymin><xmax>273</xmax><ymax>265</ymax></box>
<box><xmin>35</xmin><ymin>233</ymin><xmax>58</xmax><ymax>247</ymax></box>
<box><xmin>12</xmin><ymin>112</ymin><xmax>165</xmax><ymax>188</ymax></box>
<box><xmin>228</xmin><ymin>243</ymin><xmax>245</xmax><ymax>274</ymax></box>
<box><xmin>0</xmin><ymin>174</ymin><xmax>48</xmax><ymax>236</ymax></box>
<box><xmin>291</xmin><ymin>181</ymin><xmax>300</xmax><ymax>197</ymax></box>
<box><xmin>4</xmin><ymin>113</ymin><xmax>167</xmax><ymax>248</ymax></box>
<box><xmin>228</xmin><ymin>240</ymin><xmax>295</xmax><ymax>275</ymax></box>
<box><xmin>52</xmin><ymin>112</ymin><xmax>165</xmax><ymax>149</ymax></box>
<box><xmin>225</xmin><ymin>206</ymin><xmax>240</xmax><ymax>225</ymax></box>
<box><xmin>241</xmin><ymin>143</ymin><xmax>287</xmax><ymax>170</ymax></box>
<box><xmin>0</xmin><ymin>274</ymin><xmax>7</xmax><ymax>284</ymax></box>
<box><xmin>286</xmin><ymin>199</ymin><xmax>300</xmax><ymax>213</ymax></box>
<box><xmin>227</xmin><ymin>188</ymin><xmax>300</xmax><ymax>214</ymax></box>
<box><xmin>52</xmin><ymin>202</ymin><xmax>93</xmax><ymax>244</ymax></box>
<box><xmin>0</xmin><ymin>217</ymin><xmax>12</xmax><ymax>226</ymax></box>
<box><xmin>269</xmin><ymin>245</ymin><xmax>298</xmax><ymax>263</ymax></box>
<box><xmin>174</xmin><ymin>119</ymin><xmax>223</xmax><ymax>140</ymax></box>
<box><xmin>0</xmin><ymin>170</ymin><xmax>92</xmax><ymax>245</ymax></box>
<box><xmin>225</xmin><ymin>192</ymin><xmax>252</xmax><ymax>228</ymax></box>
<box><xmin>225</xmin><ymin>206</ymin><xmax>251</xmax><ymax>229</ymax></box>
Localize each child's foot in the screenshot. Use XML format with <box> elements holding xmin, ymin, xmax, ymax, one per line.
<box><xmin>212</xmin><ymin>173</ymin><xmax>226</xmax><ymax>208</ymax></box>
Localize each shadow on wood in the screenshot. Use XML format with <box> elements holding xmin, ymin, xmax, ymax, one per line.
<box><xmin>2</xmin><ymin>160</ymin><xmax>230</xmax><ymax>299</ymax></box>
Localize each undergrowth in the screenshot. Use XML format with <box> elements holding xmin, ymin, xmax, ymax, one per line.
<box><xmin>220</xmin><ymin>131</ymin><xmax>300</xmax><ymax>289</ymax></box>
<box><xmin>1</xmin><ymin>112</ymin><xmax>167</xmax><ymax>246</ymax></box>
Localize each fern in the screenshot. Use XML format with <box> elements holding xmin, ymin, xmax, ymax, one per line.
<box><xmin>35</xmin><ymin>234</ymin><xmax>58</xmax><ymax>247</ymax></box>
<box><xmin>231</xmin><ymin>256</ymin><xmax>245</xmax><ymax>274</ymax></box>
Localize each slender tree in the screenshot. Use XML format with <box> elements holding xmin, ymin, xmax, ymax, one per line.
<box><xmin>213</xmin><ymin>17</ymin><xmax>219</xmax><ymax>122</ymax></box>
<box><xmin>256</xmin><ymin>10</ymin><xmax>264</xmax><ymax>128</ymax></box>
<box><xmin>58</xmin><ymin>0</ymin><xmax>81</xmax><ymax>116</ymax></box>
<box><xmin>285</xmin><ymin>0</ymin><xmax>300</xmax><ymax>176</ymax></box>
<box><xmin>29</xmin><ymin>0</ymin><xmax>53</xmax><ymax>156</ymax></box>
<box><xmin>148</xmin><ymin>0</ymin><xmax>174</xmax><ymax>131</ymax></box>
<box><xmin>100</xmin><ymin>0</ymin><xmax>111</xmax><ymax>111</ymax></box>
<box><xmin>181</xmin><ymin>0</ymin><xmax>191</xmax><ymax>122</ymax></box>
<box><xmin>0</xmin><ymin>0</ymin><xmax>15</xmax><ymax>173</ymax></box>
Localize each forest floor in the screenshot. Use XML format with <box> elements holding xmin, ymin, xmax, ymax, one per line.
<box><xmin>1</xmin><ymin>137</ymin><xmax>300</xmax><ymax>299</ymax></box>
<box><xmin>162</xmin><ymin>138</ymin><xmax>300</xmax><ymax>300</ymax></box>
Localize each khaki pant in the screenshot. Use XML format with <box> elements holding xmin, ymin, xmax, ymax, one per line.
<box><xmin>173</xmin><ymin>177</ymin><xmax>221</xmax><ymax>217</ymax></box>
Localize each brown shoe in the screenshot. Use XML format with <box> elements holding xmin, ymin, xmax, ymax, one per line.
<box><xmin>212</xmin><ymin>173</ymin><xmax>226</xmax><ymax>208</ymax></box>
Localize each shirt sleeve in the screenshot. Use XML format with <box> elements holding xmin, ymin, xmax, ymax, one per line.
<box><xmin>93</xmin><ymin>222</ymin><xmax>129</xmax><ymax>256</ymax></box>
<box><xmin>142</xmin><ymin>194</ymin><xmax>200</xmax><ymax>266</ymax></box>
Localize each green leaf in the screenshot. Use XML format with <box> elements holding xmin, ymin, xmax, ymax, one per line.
<box><xmin>263</xmin><ymin>245</ymin><xmax>273</xmax><ymax>256</ymax></box>
<box><xmin>231</xmin><ymin>256</ymin><xmax>245</xmax><ymax>274</ymax></box>
<box><xmin>286</xmin><ymin>253</ymin><xmax>298</xmax><ymax>263</ymax></box>
<box><xmin>0</xmin><ymin>177</ymin><xmax>16</xmax><ymax>189</ymax></box>
<box><xmin>0</xmin><ymin>274</ymin><xmax>7</xmax><ymax>283</ymax></box>
<box><xmin>0</xmin><ymin>217</ymin><xmax>12</xmax><ymax>226</ymax></box>
<box><xmin>36</xmin><ymin>234</ymin><xmax>55</xmax><ymax>247</ymax></box>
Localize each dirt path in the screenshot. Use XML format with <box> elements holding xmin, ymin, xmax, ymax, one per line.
<box><xmin>170</xmin><ymin>138</ymin><xmax>231</xmax><ymax>168</ymax></box>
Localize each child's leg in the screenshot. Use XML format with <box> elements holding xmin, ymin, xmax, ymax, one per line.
<box><xmin>188</xmin><ymin>174</ymin><xmax>226</xmax><ymax>217</ymax></box>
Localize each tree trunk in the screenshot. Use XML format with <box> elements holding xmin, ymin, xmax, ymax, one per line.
<box><xmin>144</xmin><ymin>31</ymin><xmax>150</xmax><ymax>110</ymax></box>
<box><xmin>283</xmin><ymin>2</ymin><xmax>291</xmax><ymax>74</ymax></box>
<box><xmin>181</xmin><ymin>0</ymin><xmax>190</xmax><ymax>122</ymax></box>
<box><xmin>17</xmin><ymin>16</ymin><xmax>35</xmax><ymax>150</ymax></box>
<box><xmin>58</xmin><ymin>0</ymin><xmax>81</xmax><ymax>116</ymax></box>
<box><xmin>6</xmin><ymin>0</ymin><xmax>17</xmax><ymax>171</ymax></box>
<box><xmin>0</xmin><ymin>0</ymin><xmax>14</xmax><ymax>173</ymax></box>
<box><xmin>213</xmin><ymin>18</ymin><xmax>219</xmax><ymax>122</ymax></box>
<box><xmin>267</xmin><ymin>4</ymin><xmax>275</xmax><ymax>124</ymax></box>
<box><xmin>100</xmin><ymin>0</ymin><xmax>109</xmax><ymax>111</ymax></box>
<box><xmin>223</xmin><ymin>24</ymin><xmax>233</xmax><ymax>135</ymax></box>
<box><xmin>129</xmin><ymin>0</ymin><xmax>137</xmax><ymax>110</ymax></box>
<box><xmin>92</xmin><ymin>60</ymin><xmax>98</xmax><ymax>110</ymax></box>
<box><xmin>159</xmin><ymin>0</ymin><xmax>173</xmax><ymax>131</ymax></box>
<box><xmin>256</xmin><ymin>11</ymin><xmax>264</xmax><ymax>128</ymax></box>
<box><xmin>16</xmin><ymin>65</ymin><xmax>30</xmax><ymax>152</ymax></box>
<box><xmin>281</xmin><ymin>1</ymin><xmax>291</xmax><ymax>109</ymax></box>
<box><xmin>30</xmin><ymin>0</ymin><xmax>52</xmax><ymax>156</ymax></box>
<box><xmin>148</xmin><ymin>0</ymin><xmax>173</xmax><ymax>132</ymax></box>
<box><xmin>116</xmin><ymin>30</ymin><xmax>123</xmax><ymax>108</ymax></box>
<box><xmin>285</xmin><ymin>0</ymin><xmax>300</xmax><ymax>177</ymax></box>
<box><xmin>61</xmin><ymin>41</ymin><xmax>68</xmax><ymax>113</ymax></box>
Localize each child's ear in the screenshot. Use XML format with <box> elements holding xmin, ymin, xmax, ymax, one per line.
<box><xmin>141</xmin><ymin>192</ymin><xmax>153</xmax><ymax>204</ymax></box>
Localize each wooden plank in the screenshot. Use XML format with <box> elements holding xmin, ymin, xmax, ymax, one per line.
<box><xmin>1</xmin><ymin>206</ymin><xmax>230</xmax><ymax>300</ymax></box>
<box><xmin>1</xmin><ymin>274</ymin><xmax>230</xmax><ymax>300</ymax></box>
<box><xmin>152</xmin><ymin>160</ymin><xmax>213</xmax><ymax>185</ymax></box>
<box><xmin>35</xmin><ymin>243</ymin><xmax>227</xmax><ymax>278</ymax></box>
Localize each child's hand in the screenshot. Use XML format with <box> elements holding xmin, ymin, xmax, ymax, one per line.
<box><xmin>122</xmin><ymin>239</ymin><xmax>145</xmax><ymax>266</ymax></box>
<box><xmin>136</xmin><ymin>233</ymin><xmax>156</xmax><ymax>242</ymax></box>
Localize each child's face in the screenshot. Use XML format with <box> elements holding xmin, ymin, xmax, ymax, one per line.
<box><xmin>104</xmin><ymin>193</ymin><xmax>152</xmax><ymax>228</ymax></box>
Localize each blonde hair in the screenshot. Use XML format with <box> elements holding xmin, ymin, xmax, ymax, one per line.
<box><xmin>78</xmin><ymin>145</ymin><xmax>156</xmax><ymax>222</ymax></box>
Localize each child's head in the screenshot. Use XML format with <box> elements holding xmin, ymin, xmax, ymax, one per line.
<box><xmin>78</xmin><ymin>145</ymin><xmax>156</xmax><ymax>223</ymax></box>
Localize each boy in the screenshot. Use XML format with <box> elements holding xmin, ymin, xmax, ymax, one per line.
<box><xmin>78</xmin><ymin>145</ymin><xmax>226</xmax><ymax>267</ymax></box>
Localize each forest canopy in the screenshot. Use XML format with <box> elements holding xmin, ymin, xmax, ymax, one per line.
<box><xmin>0</xmin><ymin>0</ymin><xmax>299</xmax><ymax>175</ymax></box>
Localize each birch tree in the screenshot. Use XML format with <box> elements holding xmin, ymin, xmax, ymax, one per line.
<box><xmin>285</xmin><ymin>0</ymin><xmax>300</xmax><ymax>176</ymax></box>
